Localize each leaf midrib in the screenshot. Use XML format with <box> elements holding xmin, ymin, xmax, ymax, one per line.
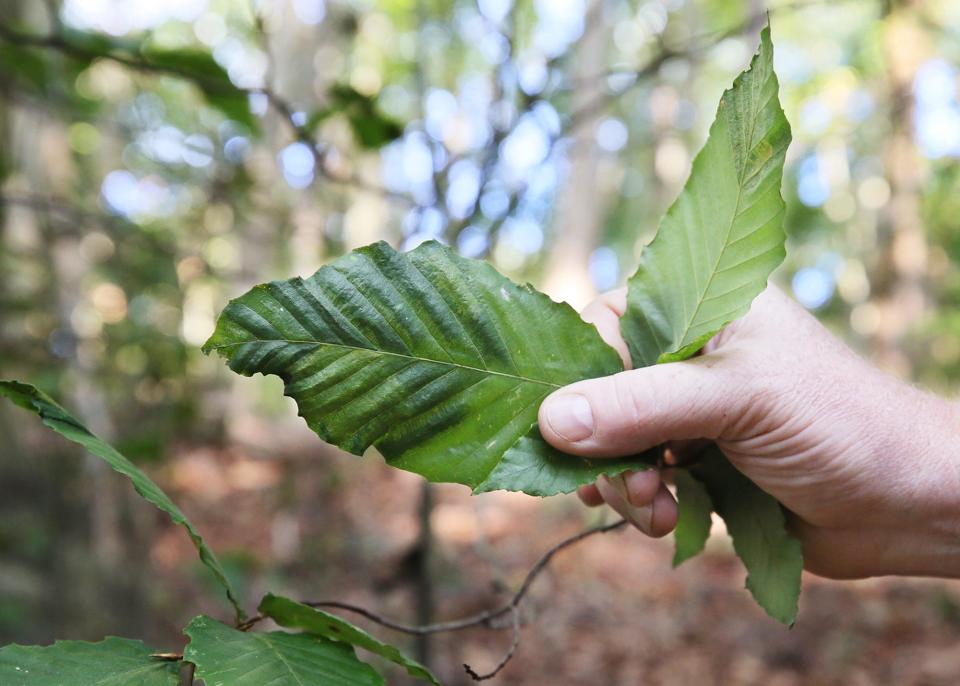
<box><xmin>666</xmin><ymin>72</ymin><xmax>771</xmax><ymax>355</ymax></box>
<box><xmin>256</xmin><ymin>634</ymin><xmax>308</xmax><ymax>686</ymax></box>
<box><xmin>208</xmin><ymin>338</ymin><xmax>562</xmax><ymax>389</ymax></box>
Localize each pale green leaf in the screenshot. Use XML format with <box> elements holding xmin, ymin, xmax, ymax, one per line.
<box><xmin>693</xmin><ymin>447</ymin><xmax>803</xmax><ymax>625</ymax></box>
<box><xmin>671</xmin><ymin>469</ymin><xmax>713</xmax><ymax>567</ymax></box>
<box><xmin>259</xmin><ymin>594</ymin><xmax>440</xmax><ymax>685</ymax></box>
<box><xmin>0</xmin><ymin>637</ymin><xmax>179</xmax><ymax>686</ymax></box>
<box><xmin>183</xmin><ymin>616</ymin><xmax>384</xmax><ymax>686</ymax></box>
<box><xmin>203</xmin><ymin>240</ymin><xmax>654</xmax><ymax>496</ymax></box>
<box><xmin>616</xmin><ymin>22</ymin><xmax>801</xmax><ymax>617</ymax></box>
<box><xmin>0</xmin><ymin>381</ymin><xmax>245</xmax><ymax>622</ymax></box>
<box><xmin>621</xmin><ymin>24</ymin><xmax>790</xmax><ymax>367</ymax></box>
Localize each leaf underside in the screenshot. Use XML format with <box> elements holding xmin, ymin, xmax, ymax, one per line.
<box><xmin>259</xmin><ymin>594</ymin><xmax>440</xmax><ymax>685</ymax></box>
<box><xmin>0</xmin><ymin>380</ymin><xmax>244</xmax><ymax>622</ymax></box>
<box><xmin>204</xmin><ymin>240</ymin><xmax>655</xmax><ymax>496</ymax></box>
<box><xmin>692</xmin><ymin>448</ymin><xmax>803</xmax><ymax>625</ymax></box>
<box><xmin>0</xmin><ymin>637</ymin><xmax>179</xmax><ymax>686</ymax></box>
<box><xmin>622</xmin><ymin>24</ymin><xmax>790</xmax><ymax>368</ymax></box>
<box><xmin>183</xmin><ymin>616</ymin><xmax>384</xmax><ymax>686</ymax></box>
<box><xmin>617</xmin><ymin>23</ymin><xmax>802</xmax><ymax>623</ymax></box>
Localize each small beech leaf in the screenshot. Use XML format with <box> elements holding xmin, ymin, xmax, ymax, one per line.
<box><xmin>693</xmin><ymin>447</ymin><xmax>803</xmax><ymax>625</ymax></box>
<box><xmin>259</xmin><ymin>594</ymin><xmax>440</xmax><ymax>685</ymax></box>
<box><xmin>183</xmin><ymin>616</ymin><xmax>383</xmax><ymax>686</ymax></box>
<box><xmin>672</xmin><ymin>469</ymin><xmax>713</xmax><ymax>567</ymax></box>
<box><xmin>621</xmin><ymin>23</ymin><xmax>790</xmax><ymax>367</ymax></box>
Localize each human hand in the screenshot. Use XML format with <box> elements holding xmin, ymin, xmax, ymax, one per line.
<box><xmin>538</xmin><ymin>286</ymin><xmax>960</xmax><ymax>579</ymax></box>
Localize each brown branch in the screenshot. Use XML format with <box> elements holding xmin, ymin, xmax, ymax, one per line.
<box><xmin>302</xmin><ymin>518</ymin><xmax>627</xmax><ymax>637</ymax></box>
<box><xmin>303</xmin><ymin>518</ymin><xmax>627</xmax><ymax>680</ymax></box>
<box><xmin>463</xmin><ymin>605</ymin><xmax>521</xmax><ymax>681</ymax></box>
<box><xmin>183</xmin><ymin>661</ymin><xmax>195</xmax><ymax>686</ymax></box>
<box><xmin>150</xmin><ymin>652</ymin><xmax>183</xmax><ymax>661</ymax></box>
<box><xmin>235</xmin><ymin>518</ymin><xmax>627</xmax><ymax>678</ymax></box>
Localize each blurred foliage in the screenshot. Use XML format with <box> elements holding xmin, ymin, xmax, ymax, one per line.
<box><xmin>0</xmin><ymin>0</ymin><xmax>957</xmax><ymax>660</ymax></box>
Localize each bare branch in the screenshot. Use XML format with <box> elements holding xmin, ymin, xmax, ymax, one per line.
<box><xmin>182</xmin><ymin>661</ymin><xmax>195</xmax><ymax>686</ymax></box>
<box><xmin>463</xmin><ymin>605</ymin><xmax>520</xmax><ymax>681</ymax></box>
<box><xmin>287</xmin><ymin>518</ymin><xmax>627</xmax><ymax>680</ymax></box>
<box><xmin>301</xmin><ymin>517</ymin><xmax>628</xmax><ymax>635</ymax></box>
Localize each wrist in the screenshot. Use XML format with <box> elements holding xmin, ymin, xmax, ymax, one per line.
<box><xmin>890</xmin><ymin>393</ymin><xmax>960</xmax><ymax>578</ymax></box>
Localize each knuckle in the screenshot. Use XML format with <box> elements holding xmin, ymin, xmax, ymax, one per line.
<box><xmin>606</xmin><ymin>372</ymin><xmax>655</xmax><ymax>441</ymax></box>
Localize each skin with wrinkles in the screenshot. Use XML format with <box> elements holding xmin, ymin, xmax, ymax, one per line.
<box><xmin>539</xmin><ymin>286</ymin><xmax>960</xmax><ymax>580</ymax></box>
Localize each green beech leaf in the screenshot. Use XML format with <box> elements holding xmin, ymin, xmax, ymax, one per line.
<box><xmin>259</xmin><ymin>594</ymin><xmax>440</xmax><ymax>685</ymax></box>
<box><xmin>203</xmin><ymin>240</ymin><xmax>654</xmax><ymax>496</ymax></box>
<box><xmin>692</xmin><ymin>447</ymin><xmax>803</xmax><ymax>625</ymax></box>
<box><xmin>0</xmin><ymin>381</ymin><xmax>244</xmax><ymax>622</ymax></box>
<box><xmin>671</xmin><ymin>470</ymin><xmax>713</xmax><ymax>567</ymax></box>
<box><xmin>0</xmin><ymin>637</ymin><xmax>179</xmax><ymax>685</ymax></box>
<box><xmin>621</xmin><ymin>23</ymin><xmax>790</xmax><ymax>367</ymax></box>
<box><xmin>183</xmin><ymin>616</ymin><xmax>384</xmax><ymax>686</ymax></box>
<box><xmin>616</xmin><ymin>21</ymin><xmax>801</xmax><ymax>618</ymax></box>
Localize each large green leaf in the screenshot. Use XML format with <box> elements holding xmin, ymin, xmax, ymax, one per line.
<box><xmin>203</xmin><ymin>240</ymin><xmax>653</xmax><ymax>496</ymax></box>
<box><xmin>0</xmin><ymin>637</ymin><xmax>179</xmax><ymax>685</ymax></box>
<box><xmin>621</xmin><ymin>24</ymin><xmax>790</xmax><ymax>367</ymax></box>
<box><xmin>692</xmin><ymin>448</ymin><xmax>803</xmax><ymax>625</ymax></box>
<box><xmin>183</xmin><ymin>616</ymin><xmax>384</xmax><ymax>686</ymax></box>
<box><xmin>259</xmin><ymin>594</ymin><xmax>440</xmax><ymax>685</ymax></box>
<box><xmin>0</xmin><ymin>381</ymin><xmax>244</xmax><ymax>622</ymax></box>
<box><xmin>671</xmin><ymin>470</ymin><xmax>713</xmax><ymax>567</ymax></box>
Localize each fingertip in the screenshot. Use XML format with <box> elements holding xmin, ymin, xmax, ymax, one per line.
<box><xmin>577</xmin><ymin>484</ymin><xmax>604</xmax><ymax>507</ymax></box>
<box><xmin>599</xmin><ymin>288</ymin><xmax>627</xmax><ymax>316</ymax></box>
<box><xmin>648</xmin><ymin>484</ymin><xmax>679</xmax><ymax>538</ymax></box>
<box><xmin>538</xmin><ymin>391</ymin><xmax>595</xmax><ymax>448</ymax></box>
<box><xmin>596</xmin><ymin>474</ymin><xmax>658</xmax><ymax>536</ymax></box>
<box><xmin>579</xmin><ymin>298</ymin><xmax>632</xmax><ymax>368</ymax></box>
<box><xmin>623</xmin><ymin>469</ymin><xmax>660</xmax><ymax>507</ymax></box>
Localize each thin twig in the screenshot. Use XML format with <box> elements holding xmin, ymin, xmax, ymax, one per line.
<box><xmin>237</xmin><ymin>518</ymin><xmax>629</xmax><ymax>680</ymax></box>
<box><xmin>183</xmin><ymin>661</ymin><xmax>195</xmax><ymax>686</ymax></box>
<box><xmin>150</xmin><ymin>652</ymin><xmax>183</xmax><ymax>661</ymax></box>
<box><xmin>302</xmin><ymin>518</ymin><xmax>628</xmax><ymax>635</ymax></box>
<box><xmin>463</xmin><ymin>605</ymin><xmax>521</xmax><ymax>681</ymax></box>
<box><xmin>238</xmin><ymin>517</ymin><xmax>627</xmax><ymax>637</ymax></box>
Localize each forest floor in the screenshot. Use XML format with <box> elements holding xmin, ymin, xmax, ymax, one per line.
<box><xmin>145</xmin><ymin>427</ymin><xmax>960</xmax><ymax>686</ymax></box>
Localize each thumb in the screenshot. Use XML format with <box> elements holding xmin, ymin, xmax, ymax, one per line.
<box><xmin>538</xmin><ymin>358</ymin><xmax>743</xmax><ymax>457</ymax></box>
